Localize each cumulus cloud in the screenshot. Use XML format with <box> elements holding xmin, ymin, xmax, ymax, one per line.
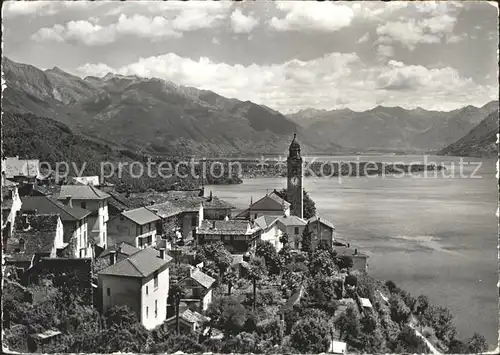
<box><xmin>230</xmin><ymin>9</ymin><xmax>259</xmax><ymax>34</ymax></box>
<box><xmin>376</xmin><ymin>20</ymin><xmax>442</xmax><ymax>50</ymax></box>
<box><xmin>2</xmin><ymin>1</ymin><xmax>106</xmax><ymax>18</ymax></box>
<box><xmin>31</xmin><ymin>3</ymin><xmax>232</xmax><ymax>45</ymax></box>
<box><xmin>270</xmin><ymin>2</ymin><xmax>354</xmax><ymax>32</ymax></box>
<box><xmin>74</xmin><ymin>52</ymin><xmax>495</xmax><ymax>113</ymax></box>
<box><xmin>357</xmin><ymin>33</ymin><xmax>369</xmax><ymax>43</ymax></box>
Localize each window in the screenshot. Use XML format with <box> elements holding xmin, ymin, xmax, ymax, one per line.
<box><xmin>146</xmin><ymin>286</ymin><xmax>149</xmax><ymax>295</ymax></box>
<box><xmin>191</xmin><ymin>217</ymin><xmax>197</xmax><ymax>227</ymax></box>
<box><xmin>107</xmin><ymin>288</ymin><xmax>111</xmax><ymax>297</ymax></box>
<box><xmin>81</xmin><ymin>202</ymin><xmax>86</xmax><ymax>209</ymax></box>
<box><xmin>294</xmin><ymin>227</ymin><xmax>299</xmax><ymax>235</ymax></box>
<box><xmin>155</xmin><ymin>300</ymin><xmax>158</xmax><ymax>318</ymax></box>
<box><xmin>154</xmin><ymin>271</ymin><xmax>158</xmax><ymax>289</ymax></box>
<box><xmin>146</xmin><ymin>307</ymin><xmax>148</xmax><ymax>318</ymax></box>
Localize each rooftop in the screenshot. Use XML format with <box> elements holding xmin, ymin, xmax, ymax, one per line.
<box><xmin>235</xmin><ymin>190</ymin><xmax>289</xmax><ymax>218</ymax></box>
<box><xmin>99</xmin><ymin>247</ymin><xmax>172</xmax><ymax>278</ymax></box>
<box><xmin>334</xmin><ymin>246</ymin><xmax>368</xmax><ymax>258</ymax></box>
<box><xmin>58</xmin><ymin>184</ymin><xmax>110</xmax><ymax>200</ymax></box>
<box><xmin>122</xmin><ymin>207</ymin><xmax>160</xmax><ymax>225</ymax></box>
<box><xmin>276</xmin><ymin>215</ymin><xmax>307</xmax><ymax>227</ymax></box>
<box><xmin>181</xmin><ymin>268</ymin><xmax>215</xmax><ymax>289</ymax></box>
<box><xmin>5</xmin><ymin>214</ymin><xmax>60</xmax><ymax>262</ymax></box>
<box><xmin>2</xmin><ymin>157</ymin><xmax>40</xmax><ymax>179</ymax></box>
<box><xmin>254</xmin><ymin>215</ymin><xmax>280</xmax><ymax>230</ymax></box>
<box><xmin>308</xmin><ymin>215</ymin><xmax>336</xmax><ymax>230</ymax></box>
<box><xmin>197</xmin><ymin>220</ymin><xmax>254</xmax><ymax>235</ymax></box>
<box><xmin>21</xmin><ymin>196</ymin><xmax>91</xmax><ymax>221</ymax></box>
<box><xmin>99</xmin><ymin>242</ymin><xmax>140</xmax><ymax>259</ymax></box>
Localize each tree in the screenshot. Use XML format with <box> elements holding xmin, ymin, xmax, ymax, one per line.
<box><xmin>394</xmin><ymin>325</ymin><xmax>429</xmax><ymax>353</ymax></box>
<box><xmin>245</xmin><ymin>257</ymin><xmax>267</xmax><ymax>311</ymax></box>
<box><xmin>301</xmin><ymin>224</ymin><xmax>313</xmax><ymax>253</ymax></box>
<box><xmin>415</xmin><ymin>295</ymin><xmax>429</xmax><ymax>317</ymax></box>
<box><xmin>279</xmin><ymin>232</ymin><xmax>289</xmax><ymax>247</ymax></box>
<box><xmin>290</xmin><ymin>316</ymin><xmax>331</xmax><ymax>353</ymax></box>
<box><xmin>467</xmin><ymin>332</ymin><xmax>488</xmax><ymax>353</ymax></box>
<box><xmin>335</xmin><ymin>306</ymin><xmax>364</xmax><ymax>351</ymax></box>
<box><xmin>206</xmin><ymin>296</ymin><xmax>247</xmax><ymax>335</ymax></box>
<box><xmin>309</xmin><ymin>249</ymin><xmax>338</xmax><ymax>276</ymax></box>
<box><xmin>334</xmin><ymin>254</ymin><xmax>354</xmax><ymax>270</ymax></box>
<box><xmin>389</xmin><ymin>294</ymin><xmax>411</xmax><ymax>325</ymax></box>
<box><xmin>422</xmin><ymin>305</ymin><xmax>456</xmax><ymax>346</ymax></box>
<box><xmin>195</xmin><ymin>241</ymin><xmax>232</xmax><ymax>278</ymax></box>
<box><xmin>255</xmin><ymin>240</ymin><xmax>281</xmax><ymax>275</ymax></box>
<box><xmin>303</xmin><ymin>275</ymin><xmax>339</xmax><ymax>314</ymax></box>
<box><xmin>169</xmin><ymin>283</ymin><xmax>186</xmax><ymax>334</ymax></box>
<box><xmin>222</xmin><ymin>268</ymin><xmax>238</xmax><ymax>296</ymax></box>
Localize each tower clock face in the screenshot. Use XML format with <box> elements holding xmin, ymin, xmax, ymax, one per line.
<box><xmin>290</xmin><ymin>176</ymin><xmax>299</xmax><ymax>186</ymax></box>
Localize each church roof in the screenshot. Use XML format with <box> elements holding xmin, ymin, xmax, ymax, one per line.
<box><xmin>235</xmin><ymin>191</ymin><xmax>289</xmax><ymax>218</ymax></box>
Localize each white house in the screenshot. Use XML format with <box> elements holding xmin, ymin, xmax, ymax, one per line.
<box><xmin>98</xmin><ymin>247</ymin><xmax>172</xmax><ymax>330</ymax></box>
<box><xmin>1</xmin><ymin>178</ymin><xmax>22</xmax><ymax>242</ymax></box>
<box><xmin>58</xmin><ymin>185</ymin><xmax>109</xmax><ymax>249</ymax></box>
<box><xmin>254</xmin><ymin>215</ymin><xmax>284</xmax><ymax>251</ymax></box>
<box><xmin>21</xmin><ymin>196</ymin><xmax>92</xmax><ymax>258</ymax></box>
<box><xmin>108</xmin><ymin>207</ymin><xmax>160</xmax><ymax>249</ymax></box>
<box><xmin>178</xmin><ymin>266</ymin><xmax>215</xmax><ymax>312</ymax></box>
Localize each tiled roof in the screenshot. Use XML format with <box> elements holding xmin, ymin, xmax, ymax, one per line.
<box><xmin>106</xmin><ymin>191</ymin><xmax>134</xmax><ymax>211</ymax></box>
<box><xmin>197</xmin><ymin>220</ymin><xmax>253</xmax><ymax>235</ymax></box>
<box><xmin>5</xmin><ymin>214</ymin><xmax>60</xmax><ymax>262</ymax></box>
<box><xmin>180</xmin><ymin>308</ymin><xmax>209</xmax><ymax>324</ymax></box>
<box><xmin>276</xmin><ymin>215</ymin><xmax>307</xmax><ymax>227</ymax></box>
<box><xmin>147</xmin><ymin>199</ymin><xmax>201</xmax><ymax>219</ymax></box>
<box><xmin>99</xmin><ymin>242</ymin><xmax>140</xmax><ymax>259</ymax></box>
<box><xmin>235</xmin><ymin>191</ymin><xmax>289</xmax><ymax>218</ymax></box>
<box><xmin>182</xmin><ymin>268</ymin><xmax>215</xmax><ymax>289</ymax></box>
<box><xmin>308</xmin><ymin>216</ymin><xmax>336</xmax><ymax>230</ymax></box>
<box><xmin>99</xmin><ymin>247</ymin><xmax>172</xmax><ymax>278</ymax></box>
<box><xmin>122</xmin><ymin>207</ymin><xmax>160</xmax><ymax>225</ymax></box>
<box><xmin>203</xmin><ymin>196</ymin><xmax>235</xmax><ymax>210</ymax></box>
<box><xmin>21</xmin><ymin>196</ymin><xmax>91</xmax><ymax>221</ymax></box>
<box><xmin>2</xmin><ymin>157</ymin><xmax>40</xmax><ymax>179</ymax></box>
<box><xmin>254</xmin><ymin>215</ymin><xmax>279</xmax><ymax>230</ymax></box>
<box><xmin>58</xmin><ymin>185</ymin><xmax>110</xmax><ymax>200</ymax></box>
<box><xmin>34</xmin><ymin>184</ymin><xmax>61</xmax><ymax>198</ymax></box>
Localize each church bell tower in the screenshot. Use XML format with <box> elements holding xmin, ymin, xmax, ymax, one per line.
<box><xmin>287</xmin><ymin>133</ymin><xmax>303</xmax><ymax>218</ymax></box>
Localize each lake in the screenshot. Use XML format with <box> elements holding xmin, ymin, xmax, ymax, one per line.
<box><xmin>207</xmin><ymin>155</ymin><xmax>499</xmax><ymax>347</ymax></box>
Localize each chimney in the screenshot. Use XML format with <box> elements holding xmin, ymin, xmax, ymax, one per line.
<box><xmin>347</xmin><ymin>243</ymin><xmax>350</xmax><ymax>248</ymax></box>
<box><xmin>63</xmin><ymin>196</ymin><xmax>73</xmax><ymax>208</ymax></box>
<box><xmin>354</xmin><ymin>248</ymin><xmax>357</xmax><ymax>255</ymax></box>
<box><xmin>212</xmin><ymin>221</ymin><xmax>216</xmax><ymax>229</ymax></box>
<box><xmin>159</xmin><ymin>248</ymin><xmax>165</xmax><ymax>260</ymax></box>
<box><xmin>208</xmin><ymin>191</ymin><xmax>213</xmax><ymax>202</ymax></box>
<box><xmin>109</xmin><ymin>250</ymin><xmax>116</xmax><ymax>265</ymax></box>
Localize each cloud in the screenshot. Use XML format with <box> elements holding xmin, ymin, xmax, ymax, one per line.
<box><xmin>376</xmin><ymin>20</ymin><xmax>442</xmax><ymax>50</ymax></box>
<box><xmin>31</xmin><ymin>3</ymin><xmax>232</xmax><ymax>45</ymax></box>
<box><xmin>2</xmin><ymin>1</ymin><xmax>106</xmax><ymax>18</ymax></box>
<box><xmin>377</xmin><ymin>45</ymin><xmax>394</xmax><ymax>58</ymax></box>
<box><xmin>230</xmin><ymin>9</ymin><xmax>259</xmax><ymax>34</ymax></box>
<box><xmin>270</xmin><ymin>2</ymin><xmax>354</xmax><ymax>32</ymax></box>
<box><xmin>357</xmin><ymin>33</ymin><xmax>369</xmax><ymax>43</ymax></box>
<box><xmin>74</xmin><ymin>52</ymin><xmax>495</xmax><ymax>113</ymax></box>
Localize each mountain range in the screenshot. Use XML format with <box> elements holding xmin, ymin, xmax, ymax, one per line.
<box><xmin>2</xmin><ymin>57</ymin><xmax>497</xmax><ymax>156</ymax></box>
<box><xmin>2</xmin><ymin>57</ymin><xmax>338</xmax><ymax>156</ymax></box>
<box><xmin>287</xmin><ymin>101</ymin><xmax>498</xmax><ymax>153</ymax></box>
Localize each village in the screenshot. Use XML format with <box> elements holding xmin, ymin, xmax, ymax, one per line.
<box><xmin>1</xmin><ymin>135</ymin><xmax>381</xmax><ymax>353</ymax></box>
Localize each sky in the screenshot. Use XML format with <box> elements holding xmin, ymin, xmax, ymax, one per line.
<box><xmin>2</xmin><ymin>0</ymin><xmax>499</xmax><ymax>113</ymax></box>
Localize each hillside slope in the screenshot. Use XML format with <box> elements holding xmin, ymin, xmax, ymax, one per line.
<box><xmin>437</xmin><ymin>111</ymin><xmax>499</xmax><ymax>157</ymax></box>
